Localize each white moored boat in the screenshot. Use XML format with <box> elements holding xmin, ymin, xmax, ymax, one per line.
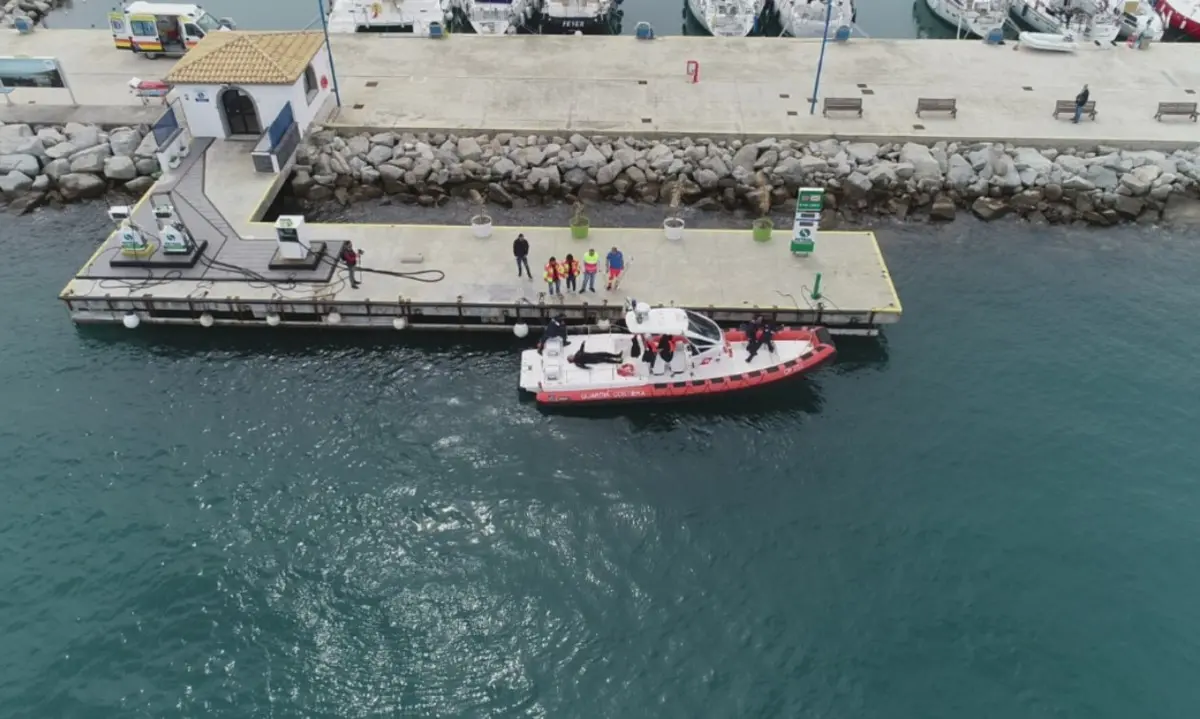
<box><xmin>452</xmin><ymin>0</ymin><xmax>534</xmax><ymax>33</ymax></box>
<box><xmin>777</xmin><ymin>0</ymin><xmax>856</xmax><ymax>37</ymax></box>
<box><xmin>326</xmin><ymin>0</ymin><xmax>449</xmax><ymax>34</ymax></box>
<box><xmin>518</xmin><ymin>302</ymin><xmax>837</xmax><ymax>407</ymax></box>
<box><xmin>1010</xmin><ymin>0</ymin><xmax>1122</xmax><ymax>43</ymax></box>
<box><xmin>1116</xmin><ymin>0</ymin><xmax>1164</xmax><ymax>39</ymax></box>
<box><xmin>922</xmin><ymin>0</ymin><xmax>1010</xmax><ymax>38</ymax></box>
<box><xmin>687</xmin><ymin>0</ymin><xmax>768</xmax><ymax>36</ymax></box>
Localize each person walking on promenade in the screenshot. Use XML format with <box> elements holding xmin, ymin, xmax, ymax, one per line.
<box><xmin>563</xmin><ymin>253</ymin><xmax>580</xmax><ymax>293</ymax></box>
<box><xmin>580</xmin><ymin>248</ymin><xmax>600</xmax><ymax>293</ymax></box>
<box><xmin>513</xmin><ymin>233</ymin><xmax>532</xmax><ymax>280</ymax></box>
<box><xmin>605</xmin><ymin>246</ymin><xmax>625</xmax><ymax>291</ymax></box>
<box><xmin>1073</xmin><ymin>84</ymin><xmax>1090</xmax><ymax>124</ymax></box>
<box><xmin>544</xmin><ymin>256</ymin><xmax>563</xmax><ymax>296</ymax></box>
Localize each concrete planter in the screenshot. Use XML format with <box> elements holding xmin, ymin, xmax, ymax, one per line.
<box><xmin>470</xmin><ymin>214</ymin><xmax>493</xmax><ymax>239</ymax></box>
<box><xmin>663</xmin><ymin>217</ymin><xmax>685</xmax><ymax>241</ymax></box>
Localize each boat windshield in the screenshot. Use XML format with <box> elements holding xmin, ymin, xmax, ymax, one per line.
<box><xmin>684</xmin><ymin>310</ymin><xmax>723</xmax><ymax>347</ymax></box>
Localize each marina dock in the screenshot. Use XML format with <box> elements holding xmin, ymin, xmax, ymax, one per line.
<box><xmin>5</xmin><ymin>31</ymin><xmax>1200</xmax><ymax>146</ymax></box>
<box><xmin>15</xmin><ymin>29</ymin><xmax>1197</xmax><ymax>332</ymax></box>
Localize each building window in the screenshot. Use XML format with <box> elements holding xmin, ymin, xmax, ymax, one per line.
<box><xmin>304</xmin><ymin>64</ymin><xmax>318</xmax><ymax>104</ymax></box>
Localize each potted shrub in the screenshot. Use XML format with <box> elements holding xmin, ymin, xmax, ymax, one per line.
<box><xmin>751</xmin><ymin>173</ymin><xmax>774</xmax><ymax>243</ymax></box>
<box><xmin>663</xmin><ymin>183</ymin><xmax>685</xmax><ymax>241</ymax></box>
<box><xmin>470</xmin><ymin>193</ymin><xmax>492</xmax><ymax>239</ymax></box>
<box><xmin>569</xmin><ymin>201</ymin><xmax>590</xmax><ymax>240</ymax></box>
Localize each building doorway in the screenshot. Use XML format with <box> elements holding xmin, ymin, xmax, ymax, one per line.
<box><xmin>220</xmin><ymin>87</ymin><xmax>261</xmax><ymax>137</ymax></box>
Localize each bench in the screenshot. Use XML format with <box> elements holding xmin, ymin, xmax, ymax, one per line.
<box><xmin>916</xmin><ymin>97</ymin><xmax>957</xmax><ymax>118</ymax></box>
<box><xmin>1155</xmin><ymin>101</ymin><xmax>1198</xmax><ymax>122</ymax></box>
<box><xmin>1053</xmin><ymin>100</ymin><xmax>1096</xmax><ymax>121</ymax></box>
<box><xmin>822</xmin><ymin>97</ymin><xmax>863</xmax><ymax>118</ymax></box>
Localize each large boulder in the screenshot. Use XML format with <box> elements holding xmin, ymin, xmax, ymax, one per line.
<box><xmin>0</xmin><ymin>134</ymin><xmax>45</xmax><ymax>157</ymax></box>
<box><xmin>346</xmin><ymin>133</ymin><xmax>370</xmax><ymax>156</ymax></box>
<box><xmin>134</xmin><ymin>132</ymin><xmax>159</xmax><ymax>158</ymax></box>
<box><xmin>365</xmin><ymin>144</ymin><xmax>392</xmax><ymax>166</ymax></box>
<box><xmin>36</xmin><ymin>127</ymin><xmax>65</xmax><ymax>147</ymax></box>
<box><xmin>898</xmin><ymin>142</ymin><xmax>941</xmax><ymax>180</ymax></box>
<box><xmin>843</xmin><ymin>171</ymin><xmax>873</xmax><ymax>199</ymax></box>
<box><xmin>377</xmin><ymin>163</ymin><xmax>404</xmax><ymax>193</ymax></box>
<box><xmin>844</xmin><ymin>142</ymin><xmax>879</xmax><ymax>164</ymax></box>
<box><xmin>108</xmin><ymin>129</ymin><xmax>141</xmax><ymax>157</ymax></box>
<box><xmin>44</xmin><ymin>142</ymin><xmax>78</xmax><ymax>161</ymax></box>
<box><xmin>0</xmin><ymin>123</ymin><xmax>33</xmax><ymax>140</ymax></box>
<box><xmin>63</xmin><ymin>122</ymin><xmax>100</xmax><ymax>149</ymax></box>
<box><xmin>1012</xmin><ymin>147</ymin><xmax>1053</xmax><ymax>174</ymax></box>
<box><xmin>124</xmin><ymin>176</ymin><xmax>156</xmax><ymax>195</ymax></box>
<box><xmin>103</xmin><ymin>155</ymin><xmax>138</xmax><ymax>180</ymax></box>
<box><xmin>0</xmin><ymin>153</ymin><xmax>40</xmax><ymax>175</ymax></box>
<box><xmin>730</xmin><ymin>143</ymin><xmax>758</xmax><ymax>173</ymax></box>
<box><xmin>456</xmin><ymin>136</ymin><xmax>482</xmax><ymax>161</ymax></box>
<box><xmin>946</xmin><ymin>154</ymin><xmax>976</xmax><ymax>189</ymax></box>
<box><xmin>135</xmin><ymin>157</ymin><xmax>159</xmax><ymax>175</ymax></box>
<box><xmin>69</xmin><ymin>144</ymin><xmax>111</xmax><ymax>174</ymax></box>
<box><xmin>57</xmin><ymin>172</ymin><xmax>107</xmax><ymax>200</ymax></box>
<box><xmin>0</xmin><ymin>171</ymin><xmax>34</xmax><ymax>194</ymax></box>
<box><xmin>43</xmin><ymin>158</ymin><xmax>71</xmax><ymax>180</ymax></box>
<box><xmin>597</xmin><ymin>159</ymin><xmax>623</xmax><ymax>186</ymax></box>
<box><xmin>971</xmin><ymin>197</ymin><xmax>1010</xmax><ymax>221</ymax></box>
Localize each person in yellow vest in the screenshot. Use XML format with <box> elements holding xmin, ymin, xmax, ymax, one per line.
<box><xmin>563</xmin><ymin>253</ymin><xmax>580</xmax><ymax>293</ymax></box>
<box><xmin>580</xmin><ymin>248</ymin><xmax>600</xmax><ymax>293</ymax></box>
<box><xmin>544</xmin><ymin>256</ymin><xmax>562</xmax><ymax>296</ymax></box>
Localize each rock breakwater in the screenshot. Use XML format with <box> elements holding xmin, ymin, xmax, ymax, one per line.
<box><xmin>0</xmin><ymin>0</ymin><xmax>57</xmax><ymax>28</ymax></box>
<box><xmin>291</xmin><ymin>129</ymin><xmax>1200</xmax><ymax>226</ymax></box>
<box><xmin>0</xmin><ymin>121</ymin><xmax>161</xmax><ymax>213</ymax></box>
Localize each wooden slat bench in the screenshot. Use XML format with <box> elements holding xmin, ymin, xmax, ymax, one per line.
<box><xmin>1155</xmin><ymin>101</ymin><xmax>1198</xmax><ymax>121</ymax></box>
<box><xmin>1053</xmin><ymin>100</ymin><xmax>1097</xmax><ymax>120</ymax></box>
<box><xmin>916</xmin><ymin>97</ymin><xmax>957</xmax><ymax>118</ymax></box>
<box><xmin>822</xmin><ymin>97</ymin><xmax>863</xmax><ymax>117</ymax></box>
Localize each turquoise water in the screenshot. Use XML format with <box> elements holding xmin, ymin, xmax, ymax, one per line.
<box><xmin>4</xmin><ymin>205</ymin><xmax>1200</xmax><ymax>717</ymax></box>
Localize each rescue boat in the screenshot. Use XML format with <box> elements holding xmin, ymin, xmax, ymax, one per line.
<box><xmin>518</xmin><ymin>302</ymin><xmax>836</xmax><ymax>406</ymax></box>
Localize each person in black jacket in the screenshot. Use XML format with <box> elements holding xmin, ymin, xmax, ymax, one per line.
<box><xmin>513</xmin><ymin>233</ymin><xmax>532</xmax><ymax>279</ymax></box>
<box><xmin>1073</xmin><ymin>84</ymin><xmax>1089</xmax><ymax>124</ymax></box>
<box><xmin>570</xmin><ymin>342</ymin><xmax>623</xmax><ymax>368</ymax></box>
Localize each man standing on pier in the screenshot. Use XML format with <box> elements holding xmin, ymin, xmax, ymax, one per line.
<box><xmin>513</xmin><ymin>233</ymin><xmax>532</xmax><ymax>280</ymax></box>
<box><xmin>605</xmin><ymin>246</ymin><xmax>625</xmax><ymax>291</ymax></box>
<box><xmin>1073</xmin><ymin>84</ymin><xmax>1090</xmax><ymax>124</ymax></box>
<box><xmin>340</xmin><ymin>243</ymin><xmax>361</xmax><ymax>289</ymax></box>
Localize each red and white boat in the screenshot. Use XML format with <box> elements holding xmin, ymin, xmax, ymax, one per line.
<box><xmin>1155</xmin><ymin>0</ymin><xmax>1200</xmax><ymax>38</ymax></box>
<box><xmin>519</xmin><ymin>302</ymin><xmax>836</xmax><ymax>406</ymax></box>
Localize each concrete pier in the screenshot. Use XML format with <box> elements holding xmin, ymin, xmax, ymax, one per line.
<box><xmin>6</xmin><ymin>30</ymin><xmax>1200</xmax><ymax>146</ymax></box>
<box><xmin>59</xmin><ymin>138</ymin><xmax>901</xmax><ymax>333</ymax></box>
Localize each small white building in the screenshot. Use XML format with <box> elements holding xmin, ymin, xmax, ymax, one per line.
<box><xmin>165</xmin><ymin>31</ymin><xmax>333</xmax><ymax>140</ymax></box>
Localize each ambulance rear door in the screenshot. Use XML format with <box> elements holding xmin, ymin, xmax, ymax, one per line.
<box><xmin>109</xmin><ymin>11</ymin><xmax>132</xmax><ymax>50</ymax></box>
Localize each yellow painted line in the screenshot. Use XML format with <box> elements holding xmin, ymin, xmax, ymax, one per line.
<box><xmin>866</xmin><ymin>231</ymin><xmax>903</xmax><ymax>315</ymax></box>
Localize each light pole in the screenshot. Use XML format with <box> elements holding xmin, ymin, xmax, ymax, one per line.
<box><xmin>808</xmin><ymin>0</ymin><xmax>835</xmax><ymax>115</ymax></box>
<box><xmin>318</xmin><ymin>0</ymin><xmax>342</xmax><ymax>107</ymax></box>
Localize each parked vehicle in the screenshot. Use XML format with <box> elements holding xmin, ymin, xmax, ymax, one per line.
<box><xmin>108</xmin><ymin>2</ymin><xmax>234</xmax><ymax>59</ymax></box>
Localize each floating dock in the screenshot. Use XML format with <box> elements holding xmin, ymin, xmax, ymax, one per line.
<box><xmin>58</xmin><ymin>139</ymin><xmax>901</xmax><ymax>334</ymax></box>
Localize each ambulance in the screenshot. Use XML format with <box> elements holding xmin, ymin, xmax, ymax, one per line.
<box><xmin>108</xmin><ymin>2</ymin><xmax>235</xmax><ymax>59</ymax></box>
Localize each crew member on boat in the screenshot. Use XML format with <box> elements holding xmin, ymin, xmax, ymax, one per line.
<box><xmin>745</xmin><ymin>316</ymin><xmax>778</xmax><ymax>361</ymax></box>
<box><xmin>538</xmin><ymin>315</ymin><xmax>569</xmax><ymax>354</ymax></box>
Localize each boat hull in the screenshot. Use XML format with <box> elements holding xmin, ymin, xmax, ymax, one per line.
<box><xmin>922</xmin><ymin>0</ymin><xmax>1009</xmax><ymax>37</ymax></box>
<box><xmin>1154</xmin><ymin>0</ymin><xmax>1200</xmax><ymax>38</ymax></box>
<box><xmin>524</xmin><ymin>328</ymin><xmax>836</xmax><ymax>406</ymax></box>
<box><xmin>686</xmin><ymin>0</ymin><xmax>763</xmax><ymax>36</ymax></box>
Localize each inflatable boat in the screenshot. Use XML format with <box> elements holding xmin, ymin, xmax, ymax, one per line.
<box><xmin>1018</xmin><ymin>31</ymin><xmax>1079</xmax><ymax>51</ymax></box>
<box><xmin>518</xmin><ymin>302</ymin><xmax>836</xmax><ymax>406</ymax></box>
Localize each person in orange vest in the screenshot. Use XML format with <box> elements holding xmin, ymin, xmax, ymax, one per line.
<box><xmin>580</xmin><ymin>248</ymin><xmax>600</xmax><ymax>293</ymax></box>
<box><xmin>544</xmin><ymin>256</ymin><xmax>562</xmax><ymax>296</ymax></box>
<box><xmin>563</xmin><ymin>253</ymin><xmax>580</xmax><ymax>293</ymax></box>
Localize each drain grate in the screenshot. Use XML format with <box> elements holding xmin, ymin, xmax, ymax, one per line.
<box><xmin>913</xmin><ymin>124</ymin><xmax>926</xmax><ymax>130</ymax></box>
<box><xmin>856</xmin><ymin>83</ymin><xmax>867</xmax><ymax>88</ymax></box>
<box><xmin>1022</xmin><ymin>86</ymin><xmax>1034</xmax><ymax>91</ymax></box>
<box><xmin>365</xmin><ymin>81</ymin><xmax>378</xmax><ymax>88</ymax></box>
<box><xmin>787</xmin><ymin>110</ymin><xmax>798</xmax><ymax>116</ymax></box>
<box><xmin>1187</xmin><ymin>89</ymin><xmax>1196</xmax><ymax>95</ymax></box>
<box><xmin>780</xmin><ymin>93</ymin><xmax>790</xmax><ymax>99</ymax></box>
<box><xmin>352</xmin><ymin>103</ymin><xmax>365</xmax><ymax>110</ymax></box>
<box><xmin>638</xmin><ymin>80</ymin><xmax>647</xmax><ymax>85</ymax></box>
<box><xmin>861</xmin><ymin>88</ymin><xmax>875</xmax><ymax>95</ymax></box>
<box><xmin>641</xmin><ymin>118</ymin><xmax>652</xmax><ymax>123</ymax></box>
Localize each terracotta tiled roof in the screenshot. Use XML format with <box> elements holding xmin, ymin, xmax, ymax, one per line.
<box><xmin>165</xmin><ymin>31</ymin><xmax>325</xmax><ymax>85</ymax></box>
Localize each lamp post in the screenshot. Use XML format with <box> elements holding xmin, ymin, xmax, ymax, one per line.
<box><xmin>808</xmin><ymin>0</ymin><xmax>835</xmax><ymax>115</ymax></box>
<box><xmin>318</xmin><ymin>0</ymin><xmax>342</xmax><ymax>107</ymax></box>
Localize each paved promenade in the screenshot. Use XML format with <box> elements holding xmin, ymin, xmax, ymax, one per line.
<box><xmin>4</xmin><ymin>30</ymin><xmax>1200</xmax><ymax>147</ymax></box>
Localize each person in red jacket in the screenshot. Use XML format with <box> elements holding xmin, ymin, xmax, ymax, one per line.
<box><xmin>340</xmin><ymin>243</ymin><xmax>361</xmax><ymax>289</ymax></box>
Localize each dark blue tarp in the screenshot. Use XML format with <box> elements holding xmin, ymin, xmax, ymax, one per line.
<box><xmin>267</xmin><ymin>102</ymin><xmax>294</xmax><ymax>151</ymax></box>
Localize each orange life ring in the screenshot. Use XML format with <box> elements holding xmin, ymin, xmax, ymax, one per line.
<box><xmin>617</xmin><ymin>363</ymin><xmax>636</xmax><ymax>377</ymax></box>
